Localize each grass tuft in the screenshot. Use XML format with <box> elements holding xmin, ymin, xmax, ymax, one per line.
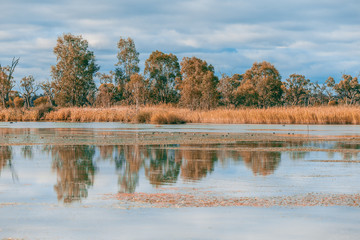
<box><xmin>150</xmin><ymin>111</ymin><xmax>186</xmax><ymax>124</ymax></box>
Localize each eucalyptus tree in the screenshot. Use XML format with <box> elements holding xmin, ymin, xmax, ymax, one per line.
<box><xmin>0</xmin><ymin>58</ymin><xmax>19</xmax><ymax>108</ymax></box>
<box><xmin>334</xmin><ymin>74</ymin><xmax>360</xmax><ymax>105</ymax></box>
<box><xmin>283</xmin><ymin>74</ymin><xmax>310</xmax><ymax>106</ymax></box>
<box><xmin>125</xmin><ymin>73</ymin><xmax>148</xmax><ymax>110</ymax></box>
<box><xmin>241</xmin><ymin>61</ymin><xmax>283</xmax><ymax>107</ymax></box>
<box><xmin>144</xmin><ymin>50</ymin><xmax>181</xmax><ymax>104</ymax></box>
<box><xmin>115</xmin><ymin>37</ymin><xmax>140</xmax><ymax>100</ymax></box>
<box><xmin>51</xmin><ymin>34</ymin><xmax>99</xmax><ymax>107</ymax></box>
<box><xmin>218</xmin><ymin>73</ymin><xmax>242</xmax><ymax>107</ymax></box>
<box><xmin>95</xmin><ymin>72</ymin><xmax>116</xmax><ymax>107</ymax></box>
<box><xmin>40</xmin><ymin>80</ymin><xmax>55</xmax><ymax>106</ymax></box>
<box><xmin>20</xmin><ymin>75</ymin><xmax>39</xmax><ymax>108</ymax></box>
<box><xmin>179</xmin><ymin>57</ymin><xmax>218</xmax><ymax>110</ymax></box>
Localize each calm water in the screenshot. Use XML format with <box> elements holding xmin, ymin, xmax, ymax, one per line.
<box><xmin>0</xmin><ymin>123</ymin><xmax>360</xmax><ymax>239</ymax></box>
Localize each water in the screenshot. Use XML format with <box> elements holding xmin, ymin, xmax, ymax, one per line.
<box><xmin>0</xmin><ymin>123</ymin><xmax>360</xmax><ymax>239</ymax></box>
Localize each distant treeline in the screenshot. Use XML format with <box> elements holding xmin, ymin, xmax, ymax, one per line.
<box><xmin>0</xmin><ymin>33</ymin><xmax>359</xmax><ymax>110</ymax></box>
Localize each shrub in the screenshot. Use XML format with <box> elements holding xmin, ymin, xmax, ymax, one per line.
<box><xmin>33</xmin><ymin>96</ymin><xmax>49</xmax><ymax>107</ymax></box>
<box><xmin>36</xmin><ymin>104</ymin><xmax>55</xmax><ymax>119</ymax></box>
<box><xmin>14</xmin><ymin>97</ymin><xmax>24</xmax><ymax>108</ymax></box>
<box><xmin>328</xmin><ymin>100</ymin><xmax>338</xmax><ymax>106</ymax></box>
<box><xmin>150</xmin><ymin>111</ymin><xmax>186</xmax><ymax>124</ymax></box>
<box><xmin>135</xmin><ymin>111</ymin><xmax>152</xmax><ymax>123</ymax></box>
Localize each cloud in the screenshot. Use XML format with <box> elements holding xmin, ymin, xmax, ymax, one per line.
<box><xmin>0</xmin><ymin>0</ymin><xmax>359</xmax><ymax>87</ymax></box>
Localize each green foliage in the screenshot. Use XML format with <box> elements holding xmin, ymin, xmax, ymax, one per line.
<box><xmin>0</xmin><ymin>58</ymin><xmax>19</xmax><ymax>108</ymax></box>
<box><xmin>34</xmin><ymin>96</ymin><xmax>49</xmax><ymax>107</ymax></box>
<box><xmin>125</xmin><ymin>73</ymin><xmax>148</xmax><ymax>108</ymax></box>
<box><xmin>233</xmin><ymin>80</ymin><xmax>259</xmax><ymax>106</ymax></box>
<box><xmin>144</xmin><ymin>50</ymin><xmax>181</xmax><ymax>104</ymax></box>
<box><xmin>218</xmin><ymin>74</ymin><xmax>242</xmax><ymax>107</ymax></box>
<box><xmin>20</xmin><ymin>75</ymin><xmax>38</xmax><ymax>108</ymax></box>
<box><xmin>96</xmin><ymin>83</ymin><xmax>116</xmax><ymax>107</ymax></box>
<box><xmin>241</xmin><ymin>61</ymin><xmax>283</xmax><ymax>107</ymax></box>
<box><xmin>51</xmin><ymin>34</ymin><xmax>99</xmax><ymax>107</ymax></box>
<box><xmin>179</xmin><ymin>57</ymin><xmax>219</xmax><ymax>110</ymax></box>
<box><xmin>40</xmin><ymin>80</ymin><xmax>55</xmax><ymax>106</ymax></box>
<box><xmin>284</xmin><ymin>74</ymin><xmax>310</xmax><ymax>106</ymax></box>
<box><xmin>334</xmin><ymin>74</ymin><xmax>360</xmax><ymax>105</ymax></box>
<box><xmin>115</xmin><ymin>37</ymin><xmax>140</xmax><ymax>85</ymax></box>
<box><xmin>13</xmin><ymin>97</ymin><xmax>24</xmax><ymax>108</ymax></box>
<box><xmin>10</xmin><ymin>33</ymin><xmax>360</xmax><ymax>110</ymax></box>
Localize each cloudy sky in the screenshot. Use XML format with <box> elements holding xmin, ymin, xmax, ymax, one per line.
<box><xmin>1</xmin><ymin>0</ymin><xmax>359</xmax><ymax>87</ymax></box>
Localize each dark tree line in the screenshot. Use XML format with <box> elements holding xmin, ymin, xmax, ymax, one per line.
<box><xmin>1</xmin><ymin>33</ymin><xmax>359</xmax><ymax>109</ymax></box>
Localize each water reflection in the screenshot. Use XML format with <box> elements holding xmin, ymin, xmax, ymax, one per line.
<box><xmin>241</xmin><ymin>151</ymin><xmax>281</xmax><ymax>176</ymax></box>
<box><xmin>46</xmin><ymin>145</ymin><xmax>97</xmax><ymax>203</ymax></box>
<box><xmin>0</xmin><ymin>146</ymin><xmax>12</xmax><ymax>175</ymax></box>
<box><xmin>180</xmin><ymin>146</ymin><xmax>217</xmax><ymax>181</ymax></box>
<box><xmin>0</xmin><ymin>142</ymin><xmax>359</xmax><ymax>203</ymax></box>
<box><xmin>145</xmin><ymin>147</ymin><xmax>181</xmax><ymax>186</ymax></box>
<box><xmin>21</xmin><ymin>146</ymin><xmax>33</xmax><ymax>159</ymax></box>
<box><xmin>115</xmin><ymin>145</ymin><xmax>143</xmax><ymax>193</ymax></box>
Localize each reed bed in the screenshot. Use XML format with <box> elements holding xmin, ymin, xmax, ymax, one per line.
<box><xmin>0</xmin><ymin>106</ymin><xmax>360</xmax><ymax>124</ymax></box>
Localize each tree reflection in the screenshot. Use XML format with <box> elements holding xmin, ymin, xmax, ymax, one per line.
<box><xmin>144</xmin><ymin>146</ymin><xmax>181</xmax><ymax>186</ymax></box>
<box><xmin>0</xmin><ymin>146</ymin><xmax>18</xmax><ymax>181</ymax></box>
<box><xmin>180</xmin><ymin>145</ymin><xmax>217</xmax><ymax>181</ymax></box>
<box><xmin>21</xmin><ymin>146</ymin><xmax>33</xmax><ymax>159</ymax></box>
<box><xmin>50</xmin><ymin>145</ymin><xmax>96</xmax><ymax>203</ymax></box>
<box><xmin>0</xmin><ymin>146</ymin><xmax>12</xmax><ymax>174</ymax></box>
<box><xmin>115</xmin><ymin>145</ymin><xmax>143</xmax><ymax>193</ymax></box>
<box><xmin>241</xmin><ymin>151</ymin><xmax>281</xmax><ymax>176</ymax></box>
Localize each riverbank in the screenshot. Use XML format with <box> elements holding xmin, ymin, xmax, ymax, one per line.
<box><xmin>0</xmin><ymin>105</ymin><xmax>360</xmax><ymax>124</ymax></box>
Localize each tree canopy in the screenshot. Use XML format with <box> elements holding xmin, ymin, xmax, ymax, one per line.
<box><xmin>144</xmin><ymin>50</ymin><xmax>181</xmax><ymax>104</ymax></box>
<box><xmin>179</xmin><ymin>57</ymin><xmax>218</xmax><ymax>110</ymax></box>
<box><xmin>51</xmin><ymin>33</ymin><xmax>99</xmax><ymax>107</ymax></box>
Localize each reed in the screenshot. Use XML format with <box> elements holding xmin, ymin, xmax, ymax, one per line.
<box><xmin>1</xmin><ymin>106</ymin><xmax>360</xmax><ymax>124</ymax></box>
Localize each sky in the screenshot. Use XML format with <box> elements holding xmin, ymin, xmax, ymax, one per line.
<box><xmin>1</xmin><ymin>0</ymin><xmax>360</xmax><ymax>88</ymax></box>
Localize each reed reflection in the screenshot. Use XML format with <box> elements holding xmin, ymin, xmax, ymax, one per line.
<box><xmin>21</xmin><ymin>146</ymin><xmax>33</xmax><ymax>159</ymax></box>
<box><xmin>48</xmin><ymin>145</ymin><xmax>97</xmax><ymax>203</ymax></box>
<box><xmin>0</xmin><ymin>146</ymin><xmax>17</xmax><ymax>181</ymax></box>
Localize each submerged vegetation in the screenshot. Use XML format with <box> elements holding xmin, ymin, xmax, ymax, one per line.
<box><xmin>1</xmin><ymin>33</ymin><xmax>360</xmax><ymax>124</ymax></box>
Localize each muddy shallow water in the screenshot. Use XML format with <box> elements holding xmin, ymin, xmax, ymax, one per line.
<box><xmin>0</xmin><ymin>123</ymin><xmax>359</xmax><ymax>239</ymax></box>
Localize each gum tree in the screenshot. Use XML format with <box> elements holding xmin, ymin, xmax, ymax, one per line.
<box><xmin>115</xmin><ymin>37</ymin><xmax>140</xmax><ymax>101</ymax></box>
<box><xmin>241</xmin><ymin>61</ymin><xmax>283</xmax><ymax>107</ymax></box>
<box><xmin>179</xmin><ymin>57</ymin><xmax>218</xmax><ymax>110</ymax></box>
<box><xmin>144</xmin><ymin>50</ymin><xmax>181</xmax><ymax>104</ymax></box>
<box><xmin>20</xmin><ymin>75</ymin><xmax>39</xmax><ymax>108</ymax></box>
<box><xmin>0</xmin><ymin>58</ymin><xmax>19</xmax><ymax>108</ymax></box>
<box><xmin>51</xmin><ymin>34</ymin><xmax>99</xmax><ymax>107</ymax></box>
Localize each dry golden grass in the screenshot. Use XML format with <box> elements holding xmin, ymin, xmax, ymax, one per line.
<box><xmin>190</xmin><ymin>106</ymin><xmax>360</xmax><ymax>124</ymax></box>
<box><xmin>150</xmin><ymin>111</ymin><xmax>186</xmax><ymax>124</ymax></box>
<box><xmin>0</xmin><ymin>105</ymin><xmax>360</xmax><ymax>124</ymax></box>
<box><xmin>0</xmin><ymin>108</ymin><xmax>39</xmax><ymax>121</ymax></box>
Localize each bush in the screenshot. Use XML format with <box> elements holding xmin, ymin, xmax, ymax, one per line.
<box><xmin>150</xmin><ymin>111</ymin><xmax>186</xmax><ymax>124</ymax></box>
<box><xmin>14</xmin><ymin>97</ymin><xmax>24</xmax><ymax>108</ymax></box>
<box><xmin>35</xmin><ymin>104</ymin><xmax>55</xmax><ymax>119</ymax></box>
<box><xmin>34</xmin><ymin>96</ymin><xmax>49</xmax><ymax>107</ymax></box>
<box><xmin>135</xmin><ymin>111</ymin><xmax>152</xmax><ymax>123</ymax></box>
<box><xmin>328</xmin><ymin>100</ymin><xmax>338</xmax><ymax>106</ymax></box>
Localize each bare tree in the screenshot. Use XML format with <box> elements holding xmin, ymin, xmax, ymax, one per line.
<box><xmin>20</xmin><ymin>75</ymin><xmax>39</xmax><ymax>108</ymax></box>
<box><xmin>0</xmin><ymin>57</ymin><xmax>19</xmax><ymax>108</ymax></box>
<box><xmin>40</xmin><ymin>80</ymin><xmax>55</xmax><ymax>106</ymax></box>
